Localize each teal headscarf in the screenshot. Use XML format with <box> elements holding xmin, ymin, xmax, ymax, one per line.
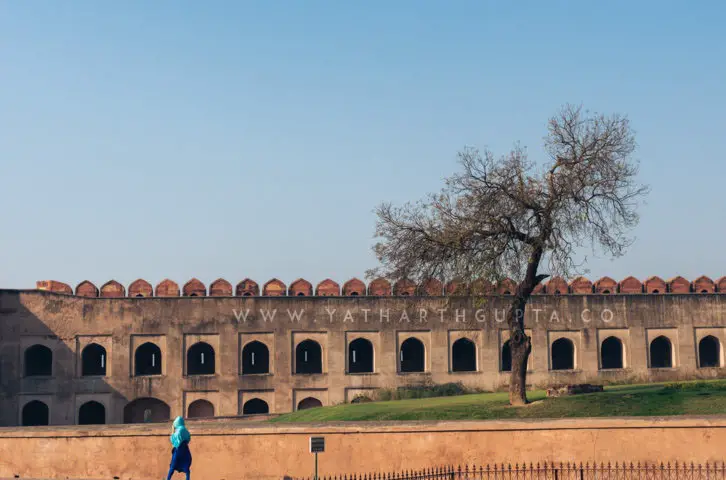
<box><xmin>170</xmin><ymin>416</ymin><xmax>191</xmax><ymax>448</ymax></box>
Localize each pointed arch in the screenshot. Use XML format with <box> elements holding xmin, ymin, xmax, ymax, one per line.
<box><xmin>600</xmin><ymin>337</ymin><xmax>624</xmax><ymax>369</ymax></box>
<box><xmin>187</xmin><ymin>399</ymin><xmax>214</xmax><ymax>418</ymax></box>
<box><xmin>393</xmin><ymin>278</ymin><xmax>416</xmax><ymax>296</ymax></box>
<box><xmin>445</xmin><ymin>279</ymin><xmax>468</xmax><ymax>296</ymax></box>
<box><xmin>497</xmin><ymin>278</ymin><xmax>516</xmax><ymax>295</ymax></box>
<box><xmin>470</xmin><ymin>278</ymin><xmax>494</xmax><ymax>295</ymax></box>
<box><xmin>79</xmin><ymin>401</ymin><xmax>106</xmax><ymax>425</ymax></box>
<box><xmin>315</xmin><ymin>279</ymin><xmax>340</xmax><ymax>296</ymax></box>
<box><xmin>22</xmin><ymin>400</ymin><xmax>49</xmax><ymax>426</ymax></box>
<box><xmin>297</xmin><ymin>397</ymin><xmax>322</xmax><ymax>410</ymax></box>
<box><xmin>419</xmin><ymin>278</ymin><xmax>443</xmax><ymax>296</ymax></box>
<box><xmin>295</xmin><ymin>340</ymin><xmax>322</xmax><ymax>374</ymax></box>
<box><xmin>650</xmin><ymin>336</ymin><xmax>673</xmax><ymax>368</ymax></box>
<box><xmin>342</xmin><ymin>278</ymin><xmax>365</xmax><ymax>296</ymax></box>
<box><xmin>100</xmin><ymin>280</ymin><xmax>126</xmax><ymax>298</ymax></box>
<box><xmin>155</xmin><ymin>279</ymin><xmax>180</xmax><ymax>297</ymax></box>
<box><xmin>618</xmin><ymin>276</ymin><xmax>642</xmax><ymax>294</ymax></box>
<box><xmin>400</xmin><ymin>337</ymin><xmax>425</xmax><ymax>373</ymax></box>
<box><xmin>209</xmin><ymin>278</ymin><xmax>233</xmax><ymax>296</ymax></box>
<box><xmin>25</xmin><ymin>345</ymin><xmax>52</xmax><ymax>376</ymax></box>
<box><xmin>452</xmin><ymin>338</ymin><xmax>477</xmax><ymax>372</ymax></box>
<box><xmin>262</xmin><ymin>278</ymin><xmax>286</xmax><ymax>296</ymax></box>
<box><xmin>236</xmin><ymin>278</ymin><xmax>259</xmax><ymax>296</ymax></box>
<box><xmin>123</xmin><ymin>398</ymin><xmax>170</xmax><ymax>424</ymax></box>
<box><xmin>75</xmin><ymin>280</ymin><xmax>99</xmax><ymax>297</ymax></box>
<box><xmin>81</xmin><ymin>343</ymin><xmax>107</xmax><ymax>376</ymax></box>
<box><xmin>183</xmin><ymin>278</ymin><xmax>206</xmax><ymax>297</ymax></box>
<box><xmin>644</xmin><ymin>276</ymin><xmax>666</xmax><ymax>294</ymax></box>
<box><xmin>594</xmin><ymin>276</ymin><xmax>617</xmax><ymax>294</ymax></box>
<box><xmin>568</xmin><ymin>276</ymin><xmax>593</xmax><ymax>294</ymax></box>
<box><xmin>545</xmin><ymin>277</ymin><xmax>568</xmax><ymax>295</ymax></box>
<box><xmin>243</xmin><ymin>398</ymin><xmax>269</xmax><ymax>415</ymax></box>
<box><xmin>667</xmin><ymin>276</ymin><xmax>690</xmax><ymax>294</ymax></box>
<box><xmin>186</xmin><ymin>342</ymin><xmax>215</xmax><ymax>375</ymax></box>
<box><xmin>289</xmin><ymin>278</ymin><xmax>313</xmax><ymax>296</ymax></box>
<box><xmin>368</xmin><ymin>278</ymin><xmax>391</xmax><ymax>296</ymax></box>
<box><xmin>242</xmin><ymin>341</ymin><xmax>270</xmax><ymax>374</ymax></box>
<box><xmin>551</xmin><ymin>338</ymin><xmax>575</xmax><ymax>370</ymax></box>
<box><xmin>693</xmin><ymin>275</ymin><xmax>715</xmax><ymax>294</ymax></box>
<box><xmin>348</xmin><ymin>338</ymin><xmax>374</xmax><ymax>373</ymax></box>
<box><xmin>699</xmin><ymin>335</ymin><xmax>721</xmax><ymax>367</ymax></box>
<box><xmin>36</xmin><ymin>280</ymin><xmax>72</xmax><ymax>294</ymax></box>
<box><xmin>128</xmin><ymin>279</ymin><xmax>153</xmax><ymax>298</ymax></box>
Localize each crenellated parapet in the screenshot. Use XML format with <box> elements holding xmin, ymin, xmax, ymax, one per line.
<box><xmin>34</xmin><ymin>274</ymin><xmax>726</xmax><ymax>298</ymax></box>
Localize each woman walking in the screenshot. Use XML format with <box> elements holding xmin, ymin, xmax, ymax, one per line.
<box><xmin>166</xmin><ymin>416</ymin><xmax>192</xmax><ymax>480</ymax></box>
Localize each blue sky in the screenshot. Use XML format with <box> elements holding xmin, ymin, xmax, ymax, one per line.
<box><xmin>1</xmin><ymin>1</ymin><xmax>725</xmax><ymax>290</ymax></box>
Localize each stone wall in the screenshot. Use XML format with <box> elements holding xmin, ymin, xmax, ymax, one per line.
<box><xmin>0</xmin><ymin>417</ymin><xmax>725</xmax><ymax>479</ymax></box>
<box><xmin>1</xmin><ymin>285</ymin><xmax>725</xmax><ymax>426</ymax></box>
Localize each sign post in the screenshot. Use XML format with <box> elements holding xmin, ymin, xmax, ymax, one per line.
<box><xmin>310</xmin><ymin>436</ymin><xmax>325</xmax><ymax>480</ymax></box>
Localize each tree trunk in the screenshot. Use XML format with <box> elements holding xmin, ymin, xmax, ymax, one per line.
<box><xmin>508</xmin><ymin>299</ymin><xmax>532</xmax><ymax>406</ymax></box>
<box><xmin>507</xmin><ymin>245</ymin><xmax>548</xmax><ymax>406</ymax></box>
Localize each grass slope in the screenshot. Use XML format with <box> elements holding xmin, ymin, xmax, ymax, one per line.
<box><xmin>271</xmin><ymin>380</ymin><xmax>726</xmax><ymax>423</ymax></box>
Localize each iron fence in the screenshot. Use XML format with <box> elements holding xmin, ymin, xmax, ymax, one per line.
<box><xmin>299</xmin><ymin>462</ymin><xmax>726</xmax><ymax>480</ymax></box>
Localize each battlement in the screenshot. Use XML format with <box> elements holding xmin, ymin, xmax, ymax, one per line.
<box><xmin>35</xmin><ymin>274</ymin><xmax>726</xmax><ymax>298</ymax></box>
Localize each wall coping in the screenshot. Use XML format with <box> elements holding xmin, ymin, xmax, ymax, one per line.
<box><xmin>3</xmin><ymin>416</ymin><xmax>726</xmax><ymax>439</ymax></box>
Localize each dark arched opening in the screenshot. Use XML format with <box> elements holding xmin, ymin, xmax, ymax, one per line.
<box><xmin>297</xmin><ymin>397</ymin><xmax>322</xmax><ymax>410</ymax></box>
<box><xmin>351</xmin><ymin>396</ymin><xmax>372</xmax><ymax>404</ymax></box>
<box><xmin>501</xmin><ymin>340</ymin><xmax>512</xmax><ymax>372</ymax></box>
<box><xmin>452</xmin><ymin>338</ymin><xmax>476</xmax><ymax>372</ymax></box>
<box><xmin>135</xmin><ymin>342</ymin><xmax>162</xmax><ymax>376</ymax></box>
<box><xmin>699</xmin><ymin>335</ymin><xmax>720</xmax><ymax>368</ymax></box>
<box><xmin>242</xmin><ymin>341</ymin><xmax>270</xmax><ymax>374</ymax></box>
<box><xmin>242</xmin><ymin>398</ymin><xmax>269</xmax><ymax>415</ymax></box>
<box><xmin>24</xmin><ymin>345</ymin><xmax>52</xmax><ymax>377</ymax></box>
<box><xmin>82</xmin><ymin>343</ymin><xmax>107</xmax><ymax>376</ymax></box>
<box><xmin>187</xmin><ymin>399</ymin><xmax>214</xmax><ymax>418</ymax></box>
<box><xmin>650</xmin><ymin>336</ymin><xmax>673</xmax><ymax>368</ymax></box>
<box><xmin>78</xmin><ymin>401</ymin><xmax>106</xmax><ymax>425</ymax></box>
<box><xmin>187</xmin><ymin>342</ymin><xmax>215</xmax><ymax>375</ymax></box>
<box><xmin>600</xmin><ymin>336</ymin><xmax>624</xmax><ymax>369</ymax></box>
<box><xmin>22</xmin><ymin>400</ymin><xmax>49</xmax><ymax>426</ymax></box>
<box><xmin>551</xmin><ymin>338</ymin><xmax>575</xmax><ymax>370</ymax></box>
<box><xmin>295</xmin><ymin>340</ymin><xmax>322</xmax><ymax>374</ymax></box>
<box><xmin>400</xmin><ymin>338</ymin><xmax>425</xmax><ymax>373</ymax></box>
<box><xmin>348</xmin><ymin>338</ymin><xmax>374</xmax><ymax>373</ymax></box>
<box><xmin>123</xmin><ymin>398</ymin><xmax>170</xmax><ymax>424</ymax></box>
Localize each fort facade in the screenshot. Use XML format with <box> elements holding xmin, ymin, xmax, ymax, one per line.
<box><xmin>1</xmin><ymin>274</ymin><xmax>725</xmax><ymax>427</ymax></box>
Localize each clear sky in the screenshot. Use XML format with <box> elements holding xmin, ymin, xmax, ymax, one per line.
<box><xmin>1</xmin><ymin>1</ymin><xmax>725</xmax><ymax>290</ymax></box>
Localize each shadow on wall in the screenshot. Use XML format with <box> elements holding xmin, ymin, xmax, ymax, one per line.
<box><xmin>0</xmin><ymin>291</ymin><xmax>170</xmax><ymax>427</ymax></box>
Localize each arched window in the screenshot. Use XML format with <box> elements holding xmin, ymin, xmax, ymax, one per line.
<box><xmin>82</xmin><ymin>343</ymin><xmax>107</xmax><ymax>376</ymax></box>
<box><xmin>134</xmin><ymin>342</ymin><xmax>162</xmax><ymax>376</ymax></box>
<box><xmin>400</xmin><ymin>338</ymin><xmax>425</xmax><ymax>373</ymax></box>
<box><xmin>501</xmin><ymin>340</ymin><xmax>512</xmax><ymax>372</ymax></box>
<box><xmin>187</xmin><ymin>399</ymin><xmax>214</xmax><ymax>418</ymax></box>
<box><xmin>348</xmin><ymin>338</ymin><xmax>374</xmax><ymax>373</ymax></box>
<box><xmin>295</xmin><ymin>340</ymin><xmax>322</xmax><ymax>374</ymax></box>
<box><xmin>187</xmin><ymin>342</ymin><xmax>215</xmax><ymax>375</ymax></box>
<box><xmin>551</xmin><ymin>338</ymin><xmax>575</xmax><ymax>370</ymax></box>
<box><xmin>24</xmin><ymin>345</ymin><xmax>52</xmax><ymax>377</ymax></box>
<box><xmin>22</xmin><ymin>400</ymin><xmax>49</xmax><ymax>426</ymax></box>
<box><xmin>242</xmin><ymin>398</ymin><xmax>269</xmax><ymax>415</ymax></box>
<box><xmin>297</xmin><ymin>397</ymin><xmax>322</xmax><ymax>410</ymax></box>
<box><xmin>351</xmin><ymin>396</ymin><xmax>372</xmax><ymax>404</ymax></box>
<box><xmin>600</xmin><ymin>337</ymin><xmax>624</xmax><ymax>369</ymax></box>
<box><xmin>78</xmin><ymin>401</ymin><xmax>106</xmax><ymax>425</ymax></box>
<box><xmin>452</xmin><ymin>338</ymin><xmax>477</xmax><ymax>372</ymax></box>
<box><xmin>242</xmin><ymin>341</ymin><xmax>270</xmax><ymax>375</ymax></box>
<box><xmin>649</xmin><ymin>336</ymin><xmax>673</xmax><ymax>368</ymax></box>
<box><xmin>123</xmin><ymin>398</ymin><xmax>170</xmax><ymax>424</ymax></box>
<box><xmin>699</xmin><ymin>336</ymin><xmax>721</xmax><ymax>368</ymax></box>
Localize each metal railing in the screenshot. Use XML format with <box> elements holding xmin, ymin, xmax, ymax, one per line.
<box><xmin>298</xmin><ymin>462</ymin><xmax>726</xmax><ymax>480</ymax></box>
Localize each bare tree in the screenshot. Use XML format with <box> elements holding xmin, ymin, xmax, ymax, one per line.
<box><xmin>369</xmin><ymin>104</ymin><xmax>649</xmax><ymax>405</ymax></box>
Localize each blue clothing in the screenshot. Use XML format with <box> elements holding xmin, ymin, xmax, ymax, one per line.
<box><xmin>170</xmin><ymin>416</ymin><xmax>191</xmax><ymax>448</ymax></box>
<box><xmin>167</xmin><ymin>416</ymin><xmax>192</xmax><ymax>478</ymax></box>
<box><xmin>169</xmin><ymin>441</ymin><xmax>192</xmax><ymax>474</ymax></box>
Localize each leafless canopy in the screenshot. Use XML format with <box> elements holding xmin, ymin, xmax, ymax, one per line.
<box><xmin>369</xmin><ymin>104</ymin><xmax>649</xmax><ymax>285</ymax></box>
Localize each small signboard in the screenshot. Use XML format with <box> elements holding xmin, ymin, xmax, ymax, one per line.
<box><xmin>310</xmin><ymin>436</ymin><xmax>325</xmax><ymax>453</ymax></box>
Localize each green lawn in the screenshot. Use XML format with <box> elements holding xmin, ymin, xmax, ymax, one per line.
<box><xmin>271</xmin><ymin>380</ymin><xmax>726</xmax><ymax>422</ymax></box>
